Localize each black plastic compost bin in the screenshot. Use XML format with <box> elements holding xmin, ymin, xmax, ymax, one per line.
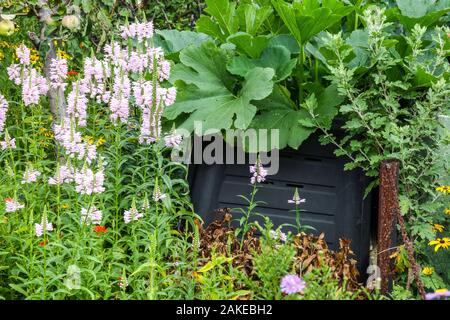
<box><xmin>187</xmin><ymin>132</ymin><xmax>373</xmax><ymax>275</ymax></box>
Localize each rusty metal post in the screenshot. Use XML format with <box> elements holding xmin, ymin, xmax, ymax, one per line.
<box><xmin>377</xmin><ymin>160</ymin><xmax>399</xmax><ymax>294</ymax></box>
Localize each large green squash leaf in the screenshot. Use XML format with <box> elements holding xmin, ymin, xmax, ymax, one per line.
<box><xmin>164</xmin><ymin>42</ymin><xmax>275</xmax><ymax>133</ymax></box>
<box><xmin>227</xmin><ymin>32</ymin><xmax>271</xmax><ymax>58</ymax></box>
<box><xmin>394</xmin><ymin>0</ymin><xmax>450</xmax><ymax>30</ymax></box>
<box><xmin>236</xmin><ymin>3</ymin><xmax>273</xmax><ymax>35</ymax></box>
<box><xmin>196</xmin><ymin>0</ymin><xmax>239</xmax><ymax>41</ymax></box>
<box><xmin>272</xmin><ymin>0</ymin><xmax>354</xmax><ymax>46</ymax></box>
<box><xmin>155</xmin><ymin>30</ymin><xmax>212</xmax><ymax>53</ymax></box>
<box><xmin>227</xmin><ymin>45</ymin><xmax>297</xmax><ymax>82</ymax></box>
<box><xmin>249</xmin><ymin>84</ymin><xmax>344</xmax><ymax>151</ymax></box>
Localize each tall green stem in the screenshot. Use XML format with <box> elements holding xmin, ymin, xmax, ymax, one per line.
<box><xmin>298</xmin><ymin>44</ymin><xmax>305</xmax><ymax>105</ymax></box>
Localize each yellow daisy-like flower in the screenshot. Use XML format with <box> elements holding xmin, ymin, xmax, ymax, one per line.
<box><xmin>0</xmin><ymin>41</ymin><xmax>11</xmax><ymax>48</ymax></box>
<box><xmin>29</xmin><ymin>48</ymin><xmax>40</xmax><ymax>65</ymax></box>
<box><xmin>56</xmin><ymin>49</ymin><xmax>71</xmax><ymax>60</ymax></box>
<box><xmin>61</xmin><ymin>203</ymin><xmax>70</xmax><ymax>209</ymax></box>
<box><xmin>436</xmin><ymin>186</ymin><xmax>450</xmax><ymax>194</ymax></box>
<box><xmin>445</xmin><ymin>208</ymin><xmax>450</xmax><ymax>215</ymax></box>
<box><xmin>83</xmin><ymin>135</ymin><xmax>95</xmax><ymax>145</ymax></box>
<box><xmin>433</xmin><ymin>223</ymin><xmax>445</xmax><ymax>233</ymax></box>
<box><xmin>422</xmin><ymin>267</ymin><xmax>434</xmax><ymax>276</ymax></box>
<box><xmin>436</xmin><ymin>288</ymin><xmax>448</xmax><ymax>293</ymax></box>
<box><xmin>429</xmin><ymin>238</ymin><xmax>450</xmax><ymax>252</ymax></box>
<box><xmin>96</xmin><ymin>137</ymin><xmax>106</xmax><ymax>147</ymax></box>
<box><xmin>39</xmin><ymin>127</ymin><xmax>54</xmax><ymax>138</ymax></box>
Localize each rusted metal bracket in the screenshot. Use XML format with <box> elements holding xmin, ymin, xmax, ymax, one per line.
<box><xmin>377</xmin><ymin>159</ymin><xmax>426</xmax><ymax>299</ymax></box>
<box><xmin>377</xmin><ymin>160</ymin><xmax>399</xmax><ymax>293</ymax></box>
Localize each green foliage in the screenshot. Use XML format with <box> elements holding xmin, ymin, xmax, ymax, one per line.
<box><xmin>1</xmin><ymin>1</ymin><xmax>204</xmax><ymax>62</ymax></box>
<box><xmin>165</xmin><ymin>41</ymin><xmax>275</xmax><ymax>133</ymax></box>
<box><xmin>165</xmin><ymin>0</ymin><xmax>354</xmax><ymax>151</ymax></box>
<box><xmin>271</xmin><ymin>0</ymin><xmax>354</xmax><ymax>46</ymax></box>
<box><xmin>392</xmin><ymin>0</ymin><xmax>450</xmax><ymax>30</ymax></box>
<box><xmin>308</xmin><ymin>5</ymin><xmax>450</xmax><ymax>293</ymax></box>
<box><xmin>302</xmin><ymin>259</ymin><xmax>374</xmax><ymax>300</ymax></box>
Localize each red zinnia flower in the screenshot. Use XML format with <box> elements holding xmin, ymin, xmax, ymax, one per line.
<box><xmin>67</xmin><ymin>70</ymin><xmax>78</xmax><ymax>76</ymax></box>
<box><xmin>39</xmin><ymin>239</ymin><xmax>49</xmax><ymax>247</ymax></box>
<box><xmin>94</xmin><ymin>225</ymin><xmax>107</xmax><ymax>234</ymax></box>
<box><xmin>4</xmin><ymin>197</ymin><xmax>13</xmax><ymax>203</ymax></box>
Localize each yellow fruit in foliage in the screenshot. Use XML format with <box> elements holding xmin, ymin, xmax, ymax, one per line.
<box><xmin>61</xmin><ymin>15</ymin><xmax>80</xmax><ymax>30</ymax></box>
<box><xmin>0</xmin><ymin>19</ymin><xmax>15</xmax><ymax>36</ymax></box>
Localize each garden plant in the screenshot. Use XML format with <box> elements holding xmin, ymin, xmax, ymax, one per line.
<box><xmin>0</xmin><ymin>0</ymin><xmax>448</xmax><ymax>301</ymax></box>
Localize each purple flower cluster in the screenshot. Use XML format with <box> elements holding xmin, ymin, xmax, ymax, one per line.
<box><xmin>280</xmin><ymin>275</ymin><xmax>306</xmax><ymax>295</ymax></box>
<box><xmin>48</xmin><ymin>164</ymin><xmax>75</xmax><ymax>185</ymax></box>
<box><xmin>249</xmin><ymin>160</ymin><xmax>268</xmax><ymax>184</ymax></box>
<box><xmin>0</xmin><ymin>93</ymin><xmax>8</xmax><ymax>133</ymax></box>
<box><xmin>74</xmin><ymin>168</ymin><xmax>105</xmax><ymax>195</ymax></box>
<box><xmin>120</xmin><ymin>21</ymin><xmax>154</xmax><ymax>43</ymax></box>
<box><xmin>123</xmin><ymin>207</ymin><xmax>143</xmax><ymax>224</ymax></box>
<box><xmin>21</xmin><ymin>168</ymin><xmax>41</xmax><ymax>184</ymax></box>
<box><xmin>425</xmin><ymin>289</ymin><xmax>450</xmax><ymax>300</ymax></box>
<box><xmin>67</xmin><ymin>81</ymin><xmax>89</xmax><ymax>127</ymax></box>
<box><xmin>5</xmin><ymin>198</ymin><xmax>25</xmax><ymax>213</ymax></box>
<box><xmin>16</xmin><ymin>44</ymin><xmax>30</xmax><ymax>65</ymax></box>
<box><xmin>35</xmin><ymin>215</ymin><xmax>53</xmax><ymax>237</ymax></box>
<box><xmin>53</xmin><ymin>119</ymin><xmax>97</xmax><ymax>163</ymax></box>
<box><xmin>49</xmin><ymin>57</ymin><xmax>68</xmax><ymax>90</ymax></box>
<box><xmin>288</xmin><ymin>188</ymin><xmax>306</xmax><ymax>205</ymax></box>
<box><xmin>8</xmin><ymin>47</ymin><xmax>49</xmax><ymax>106</ymax></box>
<box><xmin>0</xmin><ymin>131</ymin><xmax>16</xmax><ymax>150</ymax></box>
<box><xmin>153</xmin><ymin>184</ymin><xmax>167</xmax><ymax>202</ymax></box>
<box><xmin>81</xmin><ymin>206</ymin><xmax>103</xmax><ymax>225</ymax></box>
<box><xmin>164</xmin><ymin>132</ymin><xmax>183</xmax><ymax>148</ymax></box>
<box><xmin>269</xmin><ymin>229</ymin><xmax>287</xmax><ymax>242</ymax></box>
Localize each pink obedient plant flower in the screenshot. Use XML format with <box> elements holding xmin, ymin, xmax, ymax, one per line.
<box><xmin>5</xmin><ymin>198</ymin><xmax>25</xmax><ymax>213</ymax></box>
<box><xmin>0</xmin><ymin>131</ymin><xmax>16</xmax><ymax>150</ymax></box>
<box><xmin>164</xmin><ymin>132</ymin><xmax>183</xmax><ymax>148</ymax></box>
<box><xmin>49</xmin><ymin>57</ymin><xmax>68</xmax><ymax>90</ymax></box>
<box><xmin>74</xmin><ymin>167</ymin><xmax>105</xmax><ymax>195</ymax></box>
<box><xmin>269</xmin><ymin>229</ymin><xmax>287</xmax><ymax>243</ymax></box>
<box><xmin>35</xmin><ymin>215</ymin><xmax>53</xmax><ymax>237</ymax></box>
<box><xmin>123</xmin><ymin>207</ymin><xmax>143</xmax><ymax>224</ymax></box>
<box><xmin>288</xmin><ymin>188</ymin><xmax>306</xmax><ymax>205</ymax></box>
<box><xmin>81</xmin><ymin>206</ymin><xmax>103</xmax><ymax>225</ymax></box>
<box><xmin>249</xmin><ymin>158</ymin><xmax>268</xmax><ymax>184</ymax></box>
<box><xmin>0</xmin><ymin>93</ymin><xmax>8</xmax><ymax>134</ymax></box>
<box><xmin>120</xmin><ymin>21</ymin><xmax>154</xmax><ymax>43</ymax></box>
<box><xmin>153</xmin><ymin>184</ymin><xmax>167</xmax><ymax>202</ymax></box>
<box><xmin>48</xmin><ymin>164</ymin><xmax>75</xmax><ymax>185</ymax></box>
<box><xmin>21</xmin><ymin>168</ymin><xmax>41</xmax><ymax>184</ymax></box>
<box><xmin>16</xmin><ymin>44</ymin><xmax>31</xmax><ymax>65</ymax></box>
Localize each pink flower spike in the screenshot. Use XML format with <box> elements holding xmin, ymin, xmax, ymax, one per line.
<box><xmin>16</xmin><ymin>44</ymin><xmax>31</xmax><ymax>65</ymax></box>
<box><xmin>5</xmin><ymin>198</ymin><xmax>25</xmax><ymax>213</ymax></box>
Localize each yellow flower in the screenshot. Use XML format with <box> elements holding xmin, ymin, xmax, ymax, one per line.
<box><xmin>445</xmin><ymin>208</ymin><xmax>450</xmax><ymax>215</ymax></box>
<box><xmin>84</xmin><ymin>135</ymin><xmax>94</xmax><ymax>145</ymax></box>
<box><xmin>436</xmin><ymin>186</ymin><xmax>450</xmax><ymax>194</ymax></box>
<box><xmin>39</xmin><ymin>128</ymin><xmax>54</xmax><ymax>138</ymax></box>
<box><xmin>436</xmin><ymin>288</ymin><xmax>448</xmax><ymax>293</ymax></box>
<box><xmin>0</xmin><ymin>50</ymin><xmax>4</xmax><ymax>61</ymax></box>
<box><xmin>429</xmin><ymin>238</ymin><xmax>450</xmax><ymax>252</ymax></box>
<box><xmin>0</xmin><ymin>41</ymin><xmax>11</xmax><ymax>48</ymax></box>
<box><xmin>56</xmin><ymin>49</ymin><xmax>71</xmax><ymax>60</ymax></box>
<box><xmin>61</xmin><ymin>204</ymin><xmax>69</xmax><ymax>209</ymax></box>
<box><xmin>433</xmin><ymin>223</ymin><xmax>445</xmax><ymax>233</ymax></box>
<box><xmin>96</xmin><ymin>137</ymin><xmax>106</xmax><ymax>147</ymax></box>
<box><xmin>422</xmin><ymin>267</ymin><xmax>434</xmax><ymax>276</ymax></box>
<box><xmin>29</xmin><ymin>48</ymin><xmax>40</xmax><ymax>64</ymax></box>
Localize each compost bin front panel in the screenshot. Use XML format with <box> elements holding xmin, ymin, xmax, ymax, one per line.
<box><xmin>189</xmin><ymin>133</ymin><xmax>372</xmax><ymax>273</ymax></box>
